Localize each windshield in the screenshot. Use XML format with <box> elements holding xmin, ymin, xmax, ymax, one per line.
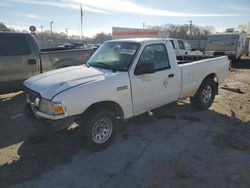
<box><xmin>205</xmin><ymin>34</ymin><xmax>239</xmax><ymax>51</ymax></box>
<box><xmin>88</xmin><ymin>42</ymin><xmax>140</xmax><ymax>71</ymax></box>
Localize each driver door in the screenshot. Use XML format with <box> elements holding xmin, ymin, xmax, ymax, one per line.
<box><xmin>130</xmin><ymin>43</ymin><xmax>180</xmax><ymax>115</ymax></box>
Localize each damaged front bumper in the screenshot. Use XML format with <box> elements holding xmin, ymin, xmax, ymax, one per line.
<box><xmin>24</xmin><ymin>89</ymin><xmax>74</xmax><ymax>131</ymax></box>
<box><xmin>24</xmin><ymin>104</ymin><xmax>74</xmax><ymax>131</ymax></box>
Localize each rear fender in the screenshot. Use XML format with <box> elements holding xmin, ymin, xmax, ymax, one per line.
<box><xmin>53</xmin><ymin>59</ymin><xmax>79</xmax><ymax>69</ymax></box>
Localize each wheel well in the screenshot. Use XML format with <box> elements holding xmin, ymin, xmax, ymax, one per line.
<box><xmin>203</xmin><ymin>73</ymin><xmax>219</xmax><ymax>94</ymax></box>
<box><xmin>204</xmin><ymin>73</ymin><xmax>218</xmax><ymax>82</ymax></box>
<box><xmin>81</xmin><ymin>101</ymin><xmax>124</xmax><ymax>120</ymax></box>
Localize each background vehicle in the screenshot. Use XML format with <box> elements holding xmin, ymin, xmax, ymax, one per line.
<box><xmin>204</xmin><ymin>32</ymin><xmax>246</xmax><ymax>60</ymax></box>
<box><xmin>247</xmin><ymin>41</ymin><xmax>250</xmax><ymax>56</ymax></box>
<box><xmin>57</xmin><ymin>42</ymin><xmax>87</xmax><ymax>49</ymax></box>
<box><xmin>24</xmin><ymin>38</ymin><xmax>230</xmax><ymax>150</ymax></box>
<box><xmin>57</xmin><ymin>43</ymin><xmax>74</xmax><ymax>49</ymax></box>
<box><xmin>0</xmin><ymin>32</ymin><xmax>94</xmax><ymax>93</ymax></box>
<box><xmin>169</xmin><ymin>38</ymin><xmax>203</xmax><ymax>59</ymax></box>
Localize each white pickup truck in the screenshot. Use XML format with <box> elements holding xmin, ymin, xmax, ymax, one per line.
<box><xmin>169</xmin><ymin>38</ymin><xmax>203</xmax><ymax>58</ymax></box>
<box><xmin>24</xmin><ymin>38</ymin><xmax>230</xmax><ymax>150</ymax></box>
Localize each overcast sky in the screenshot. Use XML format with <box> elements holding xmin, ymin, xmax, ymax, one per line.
<box><xmin>0</xmin><ymin>0</ymin><xmax>249</xmax><ymax>37</ymax></box>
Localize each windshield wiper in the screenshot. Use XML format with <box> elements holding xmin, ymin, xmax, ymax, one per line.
<box><xmin>95</xmin><ymin>62</ymin><xmax>117</xmax><ymax>73</ymax></box>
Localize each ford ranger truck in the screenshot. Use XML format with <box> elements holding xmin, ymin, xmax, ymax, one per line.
<box><xmin>23</xmin><ymin>38</ymin><xmax>230</xmax><ymax>150</ymax></box>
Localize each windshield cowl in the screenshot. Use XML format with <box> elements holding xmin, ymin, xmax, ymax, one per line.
<box><xmin>92</xmin><ymin>62</ymin><xmax>117</xmax><ymax>72</ymax></box>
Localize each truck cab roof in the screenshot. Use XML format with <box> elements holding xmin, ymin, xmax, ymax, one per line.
<box><xmin>208</xmin><ymin>32</ymin><xmax>242</xmax><ymax>36</ymax></box>
<box><xmin>106</xmin><ymin>38</ymin><xmax>172</xmax><ymax>45</ymax></box>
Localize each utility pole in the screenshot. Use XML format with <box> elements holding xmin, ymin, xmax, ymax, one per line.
<box><xmin>80</xmin><ymin>4</ymin><xmax>83</xmax><ymax>40</ymax></box>
<box><xmin>40</xmin><ymin>25</ymin><xmax>44</xmax><ymax>32</ymax></box>
<box><xmin>50</xmin><ymin>21</ymin><xmax>54</xmax><ymax>36</ymax></box>
<box><xmin>189</xmin><ymin>20</ymin><xmax>192</xmax><ymax>39</ymax></box>
<box><xmin>65</xmin><ymin>28</ymin><xmax>68</xmax><ymax>38</ymax></box>
<box><xmin>78</xmin><ymin>24</ymin><xmax>80</xmax><ymax>40</ymax></box>
<box><xmin>248</xmin><ymin>22</ymin><xmax>250</xmax><ymax>34</ymax></box>
<box><xmin>143</xmin><ymin>22</ymin><xmax>145</xmax><ymax>29</ymax></box>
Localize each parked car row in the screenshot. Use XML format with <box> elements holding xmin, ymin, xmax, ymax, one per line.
<box><xmin>170</xmin><ymin>32</ymin><xmax>247</xmax><ymax>61</ymax></box>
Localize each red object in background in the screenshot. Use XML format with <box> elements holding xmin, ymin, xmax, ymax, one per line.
<box><xmin>113</xmin><ymin>31</ymin><xmax>159</xmax><ymax>36</ymax></box>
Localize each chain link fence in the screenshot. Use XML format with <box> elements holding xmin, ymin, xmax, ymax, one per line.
<box><xmin>187</xmin><ymin>39</ymin><xmax>207</xmax><ymax>51</ymax></box>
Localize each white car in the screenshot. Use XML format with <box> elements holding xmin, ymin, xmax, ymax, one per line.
<box><xmin>24</xmin><ymin>38</ymin><xmax>230</xmax><ymax>150</ymax></box>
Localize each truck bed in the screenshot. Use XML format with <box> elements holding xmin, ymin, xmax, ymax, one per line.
<box><xmin>179</xmin><ymin>56</ymin><xmax>229</xmax><ymax>99</ymax></box>
<box><xmin>177</xmin><ymin>55</ymin><xmax>214</xmax><ymax>64</ymax></box>
<box><xmin>40</xmin><ymin>48</ymin><xmax>94</xmax><ymax>72</ymax></box>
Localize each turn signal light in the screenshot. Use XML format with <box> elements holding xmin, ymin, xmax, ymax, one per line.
<box><xmin>53</xmin><ymin>104</ymin><xmax>64</xmax><ymax>115</ymax></box>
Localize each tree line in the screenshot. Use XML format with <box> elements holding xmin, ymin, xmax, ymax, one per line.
<box><xmin>1</xmin><ymin>22</ymin><xmax>249</xmax><ymax>43</ymax></box>
<box><xmin>146</xmin><ymin>24</ymin><xmax>215</xmax><ymax>40</ymax></box>
<box><xmin>0</xmin><ymin>22</ymin><xmax>112</xmax><ymax>44</ymax></box>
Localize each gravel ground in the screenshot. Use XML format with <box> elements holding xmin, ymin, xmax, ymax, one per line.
<box><xmin>0</xmin><ymin>57</ymin><xmax>249</xmax><ymax>188</ymax></box>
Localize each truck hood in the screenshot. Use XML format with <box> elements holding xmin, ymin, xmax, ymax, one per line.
<box><xmin>23</xmin><ymin>66</ymin><xmax>107</xmax><ymax>99</ymax></box>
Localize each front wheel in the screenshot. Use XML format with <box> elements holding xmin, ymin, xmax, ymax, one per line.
<box><xmin>81</xmin><ymin>109</ymin><xmax>117</xmax><ymax>151</ymax></box>
<box><xmin>190</xmin><ymin>78</ymin><xmax>217</xmax><ymax>110</ymax></box>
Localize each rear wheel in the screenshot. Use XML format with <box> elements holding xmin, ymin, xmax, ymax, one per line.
<box><xmin>190</xmin><ymin>78</ymin><xmax>217</xmax><ymax>110</ymax></box>
<box><xmin>236</xmin><ymin>55</ymin><xmax>241</xmax><ymax>62</ymax></box>
<box><xmin>80</xmin><ymin>109</ymin><xmax>117</xmax><ymax>151</ymax></box>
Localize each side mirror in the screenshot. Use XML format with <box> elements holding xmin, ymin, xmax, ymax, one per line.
<box><xmin>135</xmin><ymin>62</ymin><xmax>155</xmax><ymax>75</ymax></box>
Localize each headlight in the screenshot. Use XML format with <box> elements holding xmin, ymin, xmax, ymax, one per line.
<box><xmin>39</xmin><ymin>98</ymin><xmax>65</xmax><ymax>115</ymax></box>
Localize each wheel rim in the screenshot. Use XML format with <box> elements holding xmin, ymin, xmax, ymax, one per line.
<box><xmin>202</xmin><ymin>85</ymin><xmax>212</xmax><ymax>103</ymax></box>
<box><xmin>92</xmin><ymin>117</ymin><xmax>113</xmax><ymax>144</ymax></box>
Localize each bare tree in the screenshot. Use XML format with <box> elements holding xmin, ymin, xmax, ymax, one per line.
<box><xmin>147</xmin><ymin>24</ymin><xmax>214</xmax><ymax>39</ymax></box>
<box><xmin>236</xmin><ymin>23</ymin><xmax>249</xmax><ymax>32</ymax></box>
<box><xmin>93</xmin><ymin>32</ymin><xmax>112</xmax><ymax>43</ymax></box>
<box><xmin>0</xmin><ymin>22</ymin><xmax>14</xmax><ymax>31</ymax></box>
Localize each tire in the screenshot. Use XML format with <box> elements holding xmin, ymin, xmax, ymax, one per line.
<box><xmin>236</xmin><ymin>56</ymin><xmax>241</xmax><ymax>61</ymax></box>
<box><xmin>80</xmin><ymin>109</ymin><xmax>117</xmax><ymax>151</ymax></box>
<box><xmin>190</xmin><ymin>78</ymin><xmax>217</xmax><ymax>110</ymax></box>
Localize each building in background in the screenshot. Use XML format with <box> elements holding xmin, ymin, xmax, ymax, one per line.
<box><xmin>112</xmin><ymin>27</ymin><xmax>169</xmax><ymax>39</ymax></box>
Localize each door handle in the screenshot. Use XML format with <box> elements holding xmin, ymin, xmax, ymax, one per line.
<box><xmin>27</xmin><ymin>59</ymin><xmax>37</xmax><ymax>65</ymax></box>
<box><xmin>168</xmin><ymin>74</ymin><xmax>175</xmax><ymax>78</ymax></box>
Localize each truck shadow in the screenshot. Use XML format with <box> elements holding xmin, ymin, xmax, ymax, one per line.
<box><xmin>232</xmin><ymin>57</ymin><xmax>250</xmax><ymax>69</ymax></box>
<box><xmin>0</xmin><ymin>91</ymin><xmax>38</xmax><ymax>150</ymax></box>
<box><xmin>0</xmin><ymin>95</ymin><xmax>249</xmax><ymax>187</ymax></box>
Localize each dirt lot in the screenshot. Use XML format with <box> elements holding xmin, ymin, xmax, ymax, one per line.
<box><xmin>0</xmin><ymin>57</ymin><xmax>250</xmax><ymax>188</ymax></box>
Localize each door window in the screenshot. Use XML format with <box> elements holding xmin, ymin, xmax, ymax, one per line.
<box><xmin>170</xmin><ymin>40</ymin><xmax>176</xmax><ymax>49</ymax></box>
<box><xmin>137</xmin><ymin>44</ymin><xmax>170</xmax><ymax>72</ymax></box>
<box><xmin>0</xmin><ymin>35</ymin><xmax>30</xmax><ymax>56</ymax></box>
<box><xmin>177</xmin><ymin>40</ymin><xmax>185</xmax><ymax>50</ymax></box>
<box><xmin>184</xmin><ymin>41</ymin><xmax>192</xmax><ymax>51</ymax></box>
